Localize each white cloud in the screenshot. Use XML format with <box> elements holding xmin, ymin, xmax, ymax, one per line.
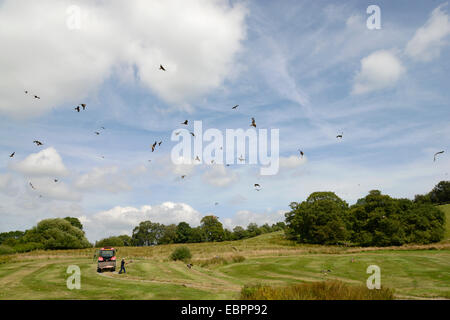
<box><xmin>0</xmin><ymin>0</ymin><xmax>247</xmax><ymax>118</ymax></box>
<box><xmin>352</xmin><ymin>50</ymin><xmax>405</xmax><ymax>94</ymax></box>
<box><xmin>82</xmin><ymin>202</ymin><xmax>203</xmax><ymax>240</ymax></box>
<box><xmin>11</xmin><ymin>147</ymin><xmax>69</xmax><ymax>177</ymax></box>
<box><xmin>26</xmin><ymin>177</ymin><xmax>81</xmax><ymax>201</ymax></box>
<box><xmin>202</xmin><ymin>164</ymin><xmax>238</xmax><ymax>187</ymax></box>
<box><xmin>222</xmin><ymin>209</ymin><xmax>286</xmax><ymax>230</ymax></box>
<box><xmin>0</xmin><ymin>173</ymin><xmax>18</xmax><ymax>196</ymax></box>
<box><xmin>405</xmin><ymin>3</ymin><xmax>450</xmax><ymax>62</ymax></box>
<box><xmin>74</xmin><ymin>166</ymin><xmax>131</xmax><ymax>193</ymax></box>
<box><xmin>279</xmin><ymin>155</ymin><xmax>307</xmax><ymax>169</ymax></box>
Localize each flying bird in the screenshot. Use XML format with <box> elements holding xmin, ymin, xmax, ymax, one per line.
<box><xmin>254</xmin><ymin>183</ymin><xmax>261</xmax><ymax>191</ymax></box>
<box><xmin>159</xmin><ymin>65</ymin><xmax>166</xmax><ymax>71</ymax></box>
<box><xmin>181</xmin><ymin>175</ymin><xmax>186</xmax><ymax>179</ymax></box>
<box><xmin>182</xmin><ymin>120</ymin><xmax>188</xmax><ymax>125</ymax></box>
<box><xmin>298</xmin><ymin>149</ymin><xmax>304</xmax><ymax>158</ymax></box>
<box><xmin>33</xmin><ymin>140</ymin><xmax>43</xmax><ymax>146</ymax></box>
<box><xmin>24</xmin><ymin>90</ymin><xmax>28</xmax><ymax>94</ymax></box>
<box><xmin>151</xmin><ymin>141</ymin><xmax>157</xmax><ymax>152</ymax></box>
<box><xmin>74</xmin><ymin>106</ymin><xmax>80</xmax><ymax>112</ymax></box>
<box><xmin>81</xmin><ymin>104</ymin><xmax>86</xmax><ymax>110</ymax></box>
<box><xmin>232</xmin><ymin>105</ymin><xmax>239</xmax><ymax>109</ymax></box>
<box><xmin>29</xmin><ymin>182</ymin><xmax>35</xmax><ymax>190</ymax></box>
<box><xmin>211</xmin><ymin>160</ymin><xmax>215</xmax><ymax>164</ymax></box>
<box><xmin>94</xmin><ymin>132</ymin><xmax>100</xmax><ymax>135</ymax></box>
<box><xmin>54</xmin><ymin>179</ymin><xmax>58</xmax><ymax>183</ymax></box>
<box><xmin>434</xmin><ymin>151</ymin><xmax>444</xmax><ymax>162</ymax></box>
<box><xmin>250</xmin><ymin>118</ymin><xmax>256</xmax><ymax>128</ymax></box>
<box><xmin>336</xmin><ymin>132</ymin><xmax>343</xmax><ymax>139</ymax></box>
<box><xmin>195</xmin><ymin>156</ymin><xmax>200</xmax><ymax>161</ymax></box>
<box><xmin>33</xmin><ymin>95</ymin><xmax>40</xmax><ymax>99</ymax></box>
<box><xmin>175</xmin><ymin>131</ymin><xmax>181</xmax><ymax>136</ymax></box>
<box><xmin>190</xmin><ymin>132</ymin><xmax>195</xmax><ymax>137</ymax></box>
<box><xmin>238</xmin><ymin>155</ymin><xmax>245</xmax><ymax>162</ymax></box>
<box><xmin>158</xmin><ymin>141</ymin><xmax>162</xmax><ymax>146</ymax></box>
<box><xmin>100</xmin><ymin>127</ymin><xmax>105</xmax><ymax>130</ymax></box>
<box><xmin>9</xmin><ymin>152</ymin><xmax>15</xmax><ymax>158</ymax></box>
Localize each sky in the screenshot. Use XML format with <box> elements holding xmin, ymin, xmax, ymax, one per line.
<box><xmin>0</xmin><ymin>0</ymin><xmax>449</xmax><ymax>242</ymax></box>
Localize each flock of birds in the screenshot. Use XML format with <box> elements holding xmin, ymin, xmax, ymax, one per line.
<box><xmin>8</xmin><ymin>64</ymin><xmax>447</xmax><ymax>199</ymax></box>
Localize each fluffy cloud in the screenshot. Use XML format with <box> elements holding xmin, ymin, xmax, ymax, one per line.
<box><xmin>279</xmin><ymin>155</ymin><xmax>307</xmax><ymax>169</ymax></box>
<box><xmin>0</xmin><ymin>0</ymin><xmax>247</xmax><ymax>118</ymax></box>
<box><xmin>74</xmin><ymin>166</ymin><xmax>131</xmax><ymax>193</ymax></box>
<box><xmin>202</xmin><ymin>164</ymin><xmax>238</xmax><ymax>187</ymax></box>
<box><xmin>405</xmin><ymin>4</ymin><xmax>450</xmax><ymax>62</ymax></box>
<box><xmin>0</xmin><ymin>173</ymin><xmax>18</xmax><ymax>196</ymax></box>
<box><xmin>222</xmin><ymin>209</ymin><xmax>286</xmax><ymax>230</ymax></box>
<box><xmin>352</xmin><ymin>50</ymin><xmax>405</xmax><ymax>95</ymax></box>
<box><xmin>11</xmin><ymin>147</ymin><xmax>69</xmax><ymax>177</ymax></box>
<box><xmin>82</xmin><ymin>202</ymin><xmax>203</xmax><ymax>240</ymax></box>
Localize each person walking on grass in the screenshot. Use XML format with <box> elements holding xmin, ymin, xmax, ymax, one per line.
<box><xmin>119</xmin><ymin>258</ymin><xmax>126</xmax><ymax>274</ymax></box>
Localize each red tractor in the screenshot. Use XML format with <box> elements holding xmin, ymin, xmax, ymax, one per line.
<box><xmin>97</xmin><ymin>246</ymin><xmax>117</xmax><ymax>273</ymax></box>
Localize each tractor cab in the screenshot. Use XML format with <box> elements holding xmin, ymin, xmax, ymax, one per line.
<box><xmin>97</xmin><ymin>246</ymin><xmax>117</xmax><ymax>272</ymax></box>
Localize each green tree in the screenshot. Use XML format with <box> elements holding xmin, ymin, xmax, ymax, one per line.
<box><xmin>429</xmin><ymin>181</ymin><xmax>450</xmax><ymax>204</ymax></box>
<box><xmin>131</xmin><ymin>221</ymin><xmax>165</xmax><ymax>246</ymax></box>
<box><xmin>246</xmin><ymin>223</ymin><xmax>262</xmax><ymax>238</ymax></box>
<box><xmin>22</xmin><ymin>218</ymin><xmax>91</xmax><ymax>249</ymax></box>
<box><xmin>285</xmin><ymin>192</ymin><xmax>350</xmax><ymax>245</ymax></box>
<box><xmin>200</xmin><ymin>215</ymin><xmax>225</xmax><ymax>242</ymax></box>
<box><xmin>95</xmin><ymin>236</ymin><xmax>125</xmax><ymax>248</ymax></box>
<box><xmin>188</xmin><ymin>227</ymin><xmax>206</xmax><ymax>243</ymax></box>
<box><xmin>175</xmin><ymin>222</ymin><xmax>192</xmax><ymax>243</ymax></box>
<box><xmin>64</xmin><ymin>217</ymin><xmax>83</xmax><ymax>230</ymax></box>
<box><xmin>232</xmin><ymin>226</ymin><xmax>248</xmax><ymax>240</ymax></box>
<box><xmin>160</xmin><ymin>224</ymin><xmax>178</xmax><ymax>244</ymax></box>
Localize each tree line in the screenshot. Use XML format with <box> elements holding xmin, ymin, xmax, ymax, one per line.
<box><xmin>285</xmin><ymin>181</ymin><xmax>448</xmax><ymax>247</ymax></box>
<box><xmin>95</xmin><ymin>218</ymin><xmax>286</xmax><ymax>247</ymax></box>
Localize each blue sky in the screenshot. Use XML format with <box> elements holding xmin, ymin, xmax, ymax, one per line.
<box><xmin>0</xmin><ymin>0</ymin><xmax>449</xmax><ymax>242</ymax></box>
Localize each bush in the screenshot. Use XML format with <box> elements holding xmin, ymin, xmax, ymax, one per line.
<box><xmin>240</xmin><ymin>281</ymin><xmax>395</xmax><ymax>300</ymax></box>
<box><xmin>170</xmin><ymin>246</ymin><xmax>192</xmax><ymax>261</ymax></box>
<box><xmin>0</xmin><ymin>245</ymin><xmax>15</xmax><ymax>255</ymax></box>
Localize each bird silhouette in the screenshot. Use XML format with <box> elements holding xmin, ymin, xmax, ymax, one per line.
<box><xmin>182</xmin><ymin>120</ymin><xmax>188</xmax><ymax>125</ymax></box>
<box><xmin>81</xmin><ymin>104</ymin><xmax>86</xmax><ymax>110</ymax></box>
<box><xmin>159</xmin><ymin>65</ymin><xmax>166</xmax><ymax>71</ymax></box>
<box><xmin>24</xmin><ymin>90</ymin><xmax>28</xmax><ymax>94</ymax></box>
<box><xmin>94</xmin><ymin>132</ymin><xmax>100</xmax><ymax>135</ymax></box>
<box><xmin>298</xmin><ymin>149</ymin><xmax>304</xmax><ymax>158</ymax></box>
<box><xmin>54</xmin><ymin>179</ymin><xmax>58</xmax><ymax>183</ymax></box>
<box><xmin>34</xmin><ymin>95</ymin><xmax>40</xmax><ymax>99</ymax></box>
<box><xmin>215</xmin><ymin>202</ymin><xmax>219</xmax><ymax>206</ymax></box>
<box><xmin>238</xmin><ymin>155</ymin><xmax>245</xmax><ymax>162</ymax></box>
<box><xmin>250</xmin><ymin>118</ymin><xmax>256</xmax><ymax>128</ymax></box>
<box><xmin>33</xmin><ymin>140</ymin><xmax>43</xmax><ymax>146</ymax></box>
<box><xmin>434</xmin><ymin>151</ymin><xmax>444</xmax><ymax>162</ymax></box>
<box><xmin>190</xmin><ymin>132</ymin><xmax>195</xmax><ymax>137</ymax></box>
<box><xmin>336</xmin><ymin>132</ymin><xmax>343</xmax><ymax>139</ymax></box>
<box><xmin>195</xmin><ymin>156</ymin><xmax>200</xmax><ymax>161</ymax></box>
<box><xmin>158</xmin><ymin>141</ymin><xmax>162</xmax><ymax>146</ymax></box>
<box><xmin>181</xmin><ymin>175</ymin><xmax>186</xmax><ymax>179</ymax></box>
<box><xmin>74</xmin><ymin>106</ymin><xmax>80</xmax><ymax>112</ymax></box>
<box><xmin>232</xmin><ymin>105</ymin><xmax>239</xmax><ymax>109</ymax></box>
<box><xmin>151</xmin><ymin>141</ymin><xmax>157</xmax><ymax>152</ymax></box>
<box><xmin>9</xmin><ymin>152</ymin><xmax>15</xmax><ymax>158</ymax></box>
<box><xmin>29</xmin><ymin>182</ymin><xmax>35</xmax><ymax>190</ymax></box>
<box><xmin>175</xmin><ymin>131</ymin><xmax>181</xmax><ymax>136</ymax></box>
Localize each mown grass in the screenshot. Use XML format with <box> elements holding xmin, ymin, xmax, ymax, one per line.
<box><xmin>240</xmin><ymin>280</ymin><xmax>395</xmax><ymax>300</ymax></box>
<box><xmin>0</xmin><ymin>231</ymin><xmax>449</xmax><ymax>300</ymax></box>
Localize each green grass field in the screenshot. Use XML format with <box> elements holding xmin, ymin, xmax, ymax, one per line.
<box><xmin>0</xmin><ymin>205</ymin><xmax>449</xmax><ymax>300</ymax></box>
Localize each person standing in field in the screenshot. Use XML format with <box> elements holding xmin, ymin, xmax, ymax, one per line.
<box><xmin>119</xmin><ymin>258</ymin><xmax>126</xmax><ymax>274</ymax></box>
